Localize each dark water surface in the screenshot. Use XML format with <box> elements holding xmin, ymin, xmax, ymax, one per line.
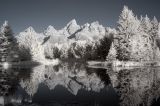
<box><xmin>0</xmin><ymin>62</ymin><xmax>160</xmax><ymax>106</ymax></box>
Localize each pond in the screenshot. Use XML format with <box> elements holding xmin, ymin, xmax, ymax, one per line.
<box><xmin>0</xmin><ymin>61</ymin><xmax>160</xmax><ymax>106</ymax></box>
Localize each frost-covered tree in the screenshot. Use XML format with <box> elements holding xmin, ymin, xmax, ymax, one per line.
<box><xmin>150</xmin><ymin>17</ymin><xmax>160</xmax><ymax>60</ymax></box>
<box><xmin>137</xmin><ymin>16</ymin><xmax>160</xmax><ymax>61</ymax></box>
<box><xmin>128</xmin><ymin>15</ymin><xmax>160</xmax><ymax>61</ymax></box>
<box><xmin>140</xmin><ymin>15</ymin><xmax>152</xmax><ymax>33</ymax></box>
<box><xmin>0</xmin><ymin>21</ymin><xmax>19</xmax><ymax>62</ymax></box>
<box><xmin>67</xmin><ymin>42</ymin><xmax>79</xmax><ymax>59</ymax></box>
<box><xmin>156</xmin><ymin>23</ymin><xmax>160</xmax><ymax>60</ymax></box>
<box><xmin>158</xmin><ymin>23</ymin><xmax>160</xmax><ymax>37</ymax></box>
<box><xmin>107</xmin><ymin>6</ymin><xmax>160</xmax><ymax>61</ymax></box>
<box><xmin>60</xmin><ymin>43</ymin><xmax>70</xmax><ymax>59</ymax></box>
<box><xmin>116</xmin><ymin>6</ymin><xmax>141</xmax><ymax>61</ymax></box>
<box><xmin>72</xmin><ymin>41</ymin><xmax>87</xmax><ymax>59</ymax></box>
<box><xmin>16</xmin><ymin>27</ymin><xmax>45</xmax><ymax>62</ymax></box>
<box><xmin>106</xmin><ymin>42</ymin><xmax>117</xmax><ymax>61</ymax></box>
<box><xmin>151</xmin><ymin>17</ymin><xmax>159</xmax><ymax>38</ymax></box>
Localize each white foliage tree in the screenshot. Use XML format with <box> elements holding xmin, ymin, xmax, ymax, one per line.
<box><xmin>109</xmin><ymin>6</ymin><xmax>160</xmax><ymax>61</ymax></box>
<box><xmin>116</xmin><ymin>6</ymin><xmax>141</xmax><ymax>61</ymax></box>
<box><xmin>106</xmin><ymin>42</ymin><xmax>117</xmax><ymax>61</ymax></box>
<box><xmin>140</xmin><ymin>16</ymin><xmax>158</xmax><ymax>61</ymax></box>
<box><xmin>16</xmin><ymin>27</ymin><xmax>45</xmax><ymax>62</ymax></box>
<box><xmin>140</xmin><ymin>15</ymin><xmax>152</xmax><ymax>33</ymax></box>
<box><xmin>150</xmin><ymin>17</ymin><xmax>160</xmax><ymax>60</ymax></box>
<box><xmin>0</xmin><ymin>21</ymin><xmax>18</xmax><ymax>62</ymax></box>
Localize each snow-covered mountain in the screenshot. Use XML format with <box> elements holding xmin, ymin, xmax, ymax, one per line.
<box><xmin>71</xmin><ymin>21</ymin><xmax>106</xmax><ymax>41</ymax></box>
<box><xmin>16</xmin><ymin>6</ymin><xmax>160</xmax><ymax>63</ymax></box>
<box><xmin>2</xmin><ymin>5</ymin><xmax>160</xmax><ymax>63</ymax></box>
<box><xmin>17</xmin><ymin>27</ymin><xmax>44</xmax><ymax>44</ymax></box>
<box><xmin>43</xmin><ymin>25</ymin><xmax>68</xmax><ymax>44</ymax></box>
<box><xmin>17</xmin><ymin>19</ymin><xmax>108</xmax><ymax>45</ymax></box>
<box><xmin>63</xmin><ymin>19</ymin><xmax>81</xmax><ymax>36</ymax></box>
<box><xmin>16</xmin><ymin>19</ymin><xmax>111</xmax><ymax>62</ymax></box>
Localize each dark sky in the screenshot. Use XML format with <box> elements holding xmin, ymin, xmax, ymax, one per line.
<box><xmin>0</xmin><ymin>0</ymin><xmax>160</xmax><ymax>35</ymax></box>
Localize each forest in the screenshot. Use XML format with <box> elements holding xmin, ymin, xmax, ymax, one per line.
<box><xmin>0</xmin><ymin>6</ymin><xmax>160</xmax><ymax>65</ymax></box>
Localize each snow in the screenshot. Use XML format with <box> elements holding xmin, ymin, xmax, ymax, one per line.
<box><xmin>1</xmin><ymin>5</ymin><xmax>159</xmax><ymax>64</ymax></box>
<box><xmin>15</xmin><ymin>18</ymin><xmax>111</xmax><ymax>62</ymax></box>
<box><xmin>65</xmin><ymin>19</ymin><xmax>81</xmax><ymax>35</ymax></box>
<box><xmin>16</xmin><ymin>26</ymin><xmax>60</xmax><ymax>64</ymax></box>
<box><xmin>42</xmin><ymin>19</ymin><xmax>105</xmax><ymax>44</ymax></box>
<box><xmin>74</xmin><ymin>21</ymin><xmax>106</xmax><ymax>41</ymax></box>
<box><xmin>105</xmin><ymin>5</ymin><xmax>160</xmax><ymax>62</ymax></box>
<box><xmin>44</xmin><ymin>25</ymin><xmax>58</xmax><ymax>36</ymax></box>
<box><xmin>38</xmin><ymin>58</ymin><xmax>59</xmax><ymax>65</ymax></box>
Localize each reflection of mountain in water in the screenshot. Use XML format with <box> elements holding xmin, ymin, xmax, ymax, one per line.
<box><xmin>20</xmin><ymin>62</ymin><xmax>109</xmax><ymax>96</ymax></box>
<box><xmin>0</xmin><ymin>62</ymin><xmax>116</xmax><ymax>106</ymax></box>
<box><xmin>0</xmin><ymin>63</ymin><xmax>117</xmax><ymax>106</ymax></box>
<box><xmin>1</xmin><ymin>62</ymin><xmax>160</xmax><ymax>106</ymax></box>
<box><xmin>109</xmin><ymin>67</ymin><xmax>160</xmax><ymax>106</ymax></box>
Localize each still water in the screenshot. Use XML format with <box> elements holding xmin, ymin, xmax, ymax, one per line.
<box><xmin>0</xmin><ymin>61</ymin><xmax>160</xmax><ymax>106</ymax></box>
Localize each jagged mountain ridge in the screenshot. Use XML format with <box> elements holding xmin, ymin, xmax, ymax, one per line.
<box><xmin>14</xmin><ymin>6</ymin><xmax>160</xmax><ymax>62</ymax></box>
<box><xmin>15</xmin><ymin>19</ymin><xmax>113</xmax><ymax>61</ymax></box>
<box><xmin>17</xmin><ymin>19</ymin><xmax>109</xmax><ymax>45</ymax></box>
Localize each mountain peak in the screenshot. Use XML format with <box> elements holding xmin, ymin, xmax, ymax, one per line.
<box><xmin>46</xmin><ymin>25</ymin><xmax>57</xmax><ymax>32</ymax></box>
<box><xmin>65</xmin><ymin>19</ymin><xmax>80</xmax><ymax>35</ymax></box>
<box><xmin>67</xmin><ymin>19</ymin><xmax>77</xmax><ymax>26</ymax></box>
<box><xmin>44</xmin><ymin>25</ymin><xmax>57</xmax><ymax>36</ymax></box>
<box><xmin>25</xmin><ymin>26</ymin><xmax>35</xmax><ymax>33</ymax></box>
<box><xmin>91</xmin><ymin>21</ymin><xmax>99</xmax><ymax>26</ymax></box>
<box><xmin>47</xmin><ymin>25</ymin><xmax>56</xmax><ymax>31</ymax></box>
<box><xmin>83</xmin><ymin>23</ymin><xmax>90</xmax><ymax>27</ymax></box>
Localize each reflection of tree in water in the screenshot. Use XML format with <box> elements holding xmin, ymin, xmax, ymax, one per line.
<box><xmin>0</xmin><ymin>68</ymin><xmax>18</xmax><ymax>96</ymax></box>
<box><xmin>109</xmin><ymin>67</ymin><xmax>160</xmax><ymax>106</ymax></box>
<box><xmin>86</xmin><ymin>67</ymin><xmax>111</xmax><ymax>86</ymax></box>
<box><xmin>20</xmin><ymin>62</ymin><xmax>111</xmax><ymax>98</ymax></box>
<box><xmin>59</xmin><ymin>62</ymin><xmax>111</xmax><ymax>88</ymax></box>
<box><xmin>59</xmin><ymin>61</ymin><xmax>111</xmax><ymax>85</ymax></box>
<box><xmin>16</xmin><ymin>62</ymin><xmax>115</xmax><ymax>106</ymax></box>
<box><xmin>0</xmin><ymin>62</ymin><xmax>114</xmax><ymax>106</ymax></box>
<box><xmin>0</xmin><ymin>67</ymin><xmax>33</xmax><ymax>106</ymax></box>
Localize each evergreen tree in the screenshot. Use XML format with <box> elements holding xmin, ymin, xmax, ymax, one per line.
<box><xmin>156</xmin><ymin>23</ymin><xmax>160</xmax><ymax>52</ymax></box>
<box><xmin>0</xmin><ymin>21</ymin><xmax>18</xmax><ymax>62</ymax></box>
<box><xmin>158</xmin><ymin>23</ymin><xmax>160</xmax><ymax>37</ymax></box>
<box><xmin>151</xmin><ymin>17</ymin><xmax>159</xmax><ymax>38</ymax></box>
<box><xmin>150</xmin><ymin>17</ymin><xmax>160</xmax><ymax>60</ymax></box>
<box><xmin>109</xmin><ymin>6</ymin><xmax>159</xmax><ymax>61</ymax></box>
<box><xmin>106</xmin><ymin>42</ymin><xmax>117</xmax><ymax>61</ymax></box>
<box><xmin>141</xmin><ymin>15</ymin><xmax>152</xmax><ymax>33</ymax></box>
<box><xmin>135</xmin><ymin>15</ymin><xmax>153</xmax><ymax>61</ymax></box>
<box><xmin>116</xmin><ymin>6</ymin><xmax>140</xmax><ymax>61</ymax></box>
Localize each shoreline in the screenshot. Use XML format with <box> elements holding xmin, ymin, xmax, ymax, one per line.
<box><xmin>87</xmin><ymin>60</ymin><xmax>160</xmax><ymax>68</ymax></box>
